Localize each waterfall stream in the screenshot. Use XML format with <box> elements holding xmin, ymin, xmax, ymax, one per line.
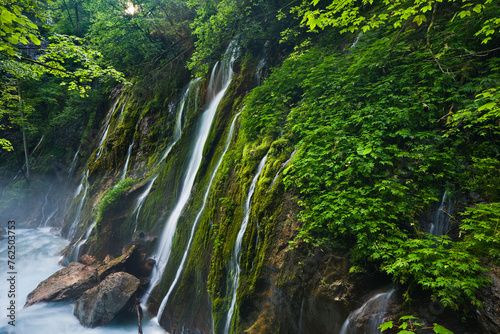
<box><xmin>95</xmin><ymin>98</ymin><xmax>123</xmax><ymax>161</ymax></box>
<box><xmin>224</xmin><ymin>153</ymin><xmax>268</xmax><ymax>334</ymax></box>
<box><xmin>144</xmin><ymin>41</ymin><xmax>239</xmax><ymax>306</ymax></box>
<box><xmin>132</xmin><ymin>78</ymin><xmax>200</xmax><ymax>233</ymax></box>
<box><xmin>429</xmin><ymin>191</ymin><xmax>452</xmax><ymax>236</ymax></box>
<box><xmin>157</xmin><ymin>111</ymin><xmax>242</xmax><ymax>319</ymax></box>
<box><xmin>339</xmin><ymin>288</ymin><xmax>396</xmax><ymax>334</ymax></box>
<box><xmin>68</xmin><ymin>170</ymin><xmax>89</xmax><ymax>239</ymax></box>
<box><xmin>68</xmin><ymin>147</ymin><xmax>80</xmax><ymax>180</ymax></box>
<box><xmin>39</xmin><ymin>184</ymin><xmax>53</xmax><ymax>226</ymax></box>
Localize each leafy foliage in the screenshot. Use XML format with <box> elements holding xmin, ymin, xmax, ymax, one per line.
<box><xmin>380</xmin><ymin>315</ymin><xmax>453</xmax><ymax>333</ymax></box>
<box><xmin>97</xmin><ymin>178</ymin><xmax>135</xmax><ymax>222</ymax></box>
<box><xmin>241</xmin><ymin>0</ymin><xmax>500</xmax><ymax>310</ymax></box>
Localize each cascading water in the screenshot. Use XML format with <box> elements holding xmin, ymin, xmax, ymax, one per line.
<box><xmin>143</xmin><ymin>41</ymin><xmax>239</xmax><ymax>307</ymax></box>
<box><xmin>39</xmin><ymin>184</ymin><xmax>52</xmax><ymax>226</ymax></box>
<box><xmin>68</xmin><ymin>146</ymin><xmax>80</xmax><ymax>180</ymax></box>
<box><xmin>270</xmin><ymin>147</ymin><xmax>297</xmax><ymax>189</ymax></box>
<box><xmin>95</xmin><ymin>98</ymin><xmax>122</xmax><ymax>161</ymax></box>
<box><xmin>68</xmin><ymin>170</ymin><xmax>89</xmax><ymax>239</ymax></box>
<box><xmin>157</xmin><ymin>111</ymin><xmax>242</xmax><ymax>319</ymax></box>
<box><xmin>224</xmin><ymin>153</ymin><xmax>268</xmax><ymax>334</ymax></box>
<box><xmin>121</xmin><ymin>139</ymin><xmax>134</xmax><ymax>180</ymax></box>
<box><xmin>429</xmin><ymin>191</ymin><xmax>452</xmax><ymax>236</ymax></box>
<box><xmin>132</xmin><ymin>79</ymin><xmax>200</xmax><ymax>233</ymax></box>
<box><xmin>339</xmin><ymin>288</ymin><xmax>396</xmax><ymax>334</ymax></box>
<box><xmin>68</xmin><ymin>221</ymin><xmax>96</xmax><ymax>263</ymax></box>
<box><xmin>255</xmin><ymin>40</ymin><xmax>269</xmax><ymax>86</ymax></box>
<box><xmin>0</xmin><ymin>228</ymin><xmax>165</xmax><ymax>334</ymax></box>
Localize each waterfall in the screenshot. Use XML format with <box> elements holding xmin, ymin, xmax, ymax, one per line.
<box><xmin>255</xmin><ymin>40</ymin><xmax>269</xmax><ymax>86</ymax></box>
<box><xmin>132</xmin><ymin>79</ymin><xmax>200</xmax><ymax>233</ymax></box>
<box><xmin>39</xmin><ymin>184</ymin><xmax>52</xmax><ymax>226</ymax></box>
<box><xmin>121</xmin><ymin>139</ymin><xmax>134</xmax><ymax>180</ymax></box>
<box><xmin>157</xmin><ymin>111</ymin><xmax>242</xmax><ymax>319</ymax></box>
<box><xmin>143</xmin><ymin>41</ymin><xmax>239</xmax><ymax>307</ymax></box>
<box><xmin>68</xmin><ymin>221</ymin><xmax>96</xmax><ymax>263</ymax></box>
<box><xmin>429</xmin><ymin>191</ymin><xmax>452</xmax><ymax>236</ymax></box>
<box><xmin>68</xmin><ymin>170</ymin><xmax>89</xmax><ymax>239</ymax></box>
<box><xmin>68</xmin><ymin>146</ymin><xmax>80</xmax><ymax>180</ymax></box>
<box><xmin>270</xmin><ymin>147</ymin><xmax>297</xmax><ymax>189</ymax></box>
<box><xmin>339</xmin><ymin>288</ymin><xmax>396</xmax><ymax>334</ymax></box>
<box><xmin>224</xmin><ymin>153</ymin><xmax>268</xmax><ymax>334</ymax></box>
<box><xmin>95</xmin><ymin>98</ymin><xmax>122</xmax><ymax>161</ymax></box>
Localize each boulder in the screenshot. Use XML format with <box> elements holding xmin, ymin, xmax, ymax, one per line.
<box><xmin>26</xmin><ymin>245</ymin><xmax>140</xmax><ymax>306</ymax></box>
<box><xmin>74</xmin><ymin>272</ymin><xmax>140</xmax><ymax>327</ymax></box>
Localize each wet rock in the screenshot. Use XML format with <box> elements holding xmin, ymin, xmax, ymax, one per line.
<box><xmin>26</xmin><ymin>246</ymin><xmax>140</xmax><ymax>307</ymax></box>
<box><xmin>74</xmin><ymin>272</ymin><xmax>140</xmax><ymax>327</ymax></box>
<box><xmin>477</xmin><ymin>265</ymin><xmax>500</xmax><ymax>333</ymax></box>
<box><xmin>25</xmin><ymin>262</ymin><xmax>98</xmax><ymax>306</ymax></box>
<box><xmin>79</xmin><ymin>254</ymin><xmax>97</xmax><ymax>266</ymax></box>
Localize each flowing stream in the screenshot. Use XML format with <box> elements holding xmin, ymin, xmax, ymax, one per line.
<box><xmin>429</xmin><ymin>191</ymin><xmax>452</xmax><ymax>236</ymax></box>
<box><xmin>68</xmin><ymin>170</ymin><xmax>89</xmax><ymax>239</ymax></box>
<box><xmin>339</xmin><ymin>288</ymin><xmax>396</xmax><ymax>334</ymax></box>
<box><xmin>144</xmin><ymin>41</ymin><xmax>239</xmax><ymax>306</ymax></box>
<box><xmin>224</xmin><ymin>153</ymin><xmax>268</xmax><ymax>334</ymax></box>
<box><xmin>132</xmin><ymin>78</ymin><xmax>200</xmax><ymax>233</ymax></box>
<box><xmin>95</xmin><ymin>98</ymin><xmax>123</xmax><ymax>161</ymax></box>
<box><xmin>157</xmin><ymin>111</ymin><xmax>242</xmax><ymax>319</ymax></box>
<box><xmin>0</xmin><ymin>228</ymin><xmax>165</xmax><ymax>334</ymax></box>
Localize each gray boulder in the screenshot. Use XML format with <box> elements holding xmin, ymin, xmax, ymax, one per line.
<box><xmin>74</xmin><ymin>272</ymin><xmax>140</xmax><ymax>328</ymax></box>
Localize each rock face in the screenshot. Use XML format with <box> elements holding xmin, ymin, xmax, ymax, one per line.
<box><xmin>477</xmin><ymin>265</ymin><xmax>500</xmax><ymax>333</ymax></box>
<box><xmin>26</xmin><ymin>245</ymin><xmax>141</xmax><ymax>306</ymax></box>
<box><xmin>74</xmin><ymin>272</ymin><xmax>140</xmax><ymax>327</ymax></box>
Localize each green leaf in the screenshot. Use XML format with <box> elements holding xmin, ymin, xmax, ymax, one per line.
<box><xmin>379</xmin><ymin>321</ymin><xmax>394</xmax><ymax>331</ymax></box>
<box><xmin>433</xmin><ymin>324</ymin><xmax>454</xmax><ymax>334</ymax></box>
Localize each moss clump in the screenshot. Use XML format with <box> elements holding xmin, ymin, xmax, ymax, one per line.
<box><xmin>97</xmin><ymin>178</ymin><xmax>135</xmax><ymax>222</ymax></box>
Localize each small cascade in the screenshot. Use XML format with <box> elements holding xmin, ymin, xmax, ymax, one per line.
<box><xmin>39</xmin><ymin>184</ymin><xmax>52</xmax><ymax>226</ymax></box>
<box><xmin>157</xmin><ymin>111</ymin><xmax>242</xmax><ymax>319</ymax></box>
<box><xmin>121</xmin><ymin>139</ymin><xmax>134</xmax><ymax>180</ymax></box>
<box><xmin>429</xmin><ymin>191</ymin><xmax>452</xmax><ymax>236</ymax></box>
<box><xmin>255</xmin><ymin>40</ymin><xmax>269</xmax><ymax>86</ymax></box>
<box><xmin>67</xmin><ymin>146</ymin><xmax>80</xmax><ymax>180</ymax></box>
<box><xmin>224</xmin><ymin>153</ymin><xmax>268</xmax><ymax>334</ymax></box>
<box><xmin>95</xmin><ymin>98</ymin><xmax>122</xmax><ymax>160</ymax></box>
<box><xmin>132</xmin><ymin>78</ymin><xmax>200</xmax><ymax>233</ymax></box>
<box><xmin>340</xmin><ymin>288</ymin><xmax>396</xmax><ymax>334</ymax></box>
<box><xmin>68</xmin><ymin>221</ymin><xmax>96</xmax><ymax>263</ymax></box>
<box><xmin>350</xmin><ymin>33</ymin><xmax>363</xmax><ymax>49</ymax></box>
<box><xmin>68</xmin><ymin>170</ymin><xmax>89</xmax><ymax>239</ymax></box>
<box><xmin>270</xmin><ymin>147</ymin><xmax>297</xmax><ymax>188</ymax></box>
<box><xmin>144</xmin><ymin>41</ymin><xmax>239</xmax><ymax>307</ymax></box>
<box><xmin>43</xmin><ymin>202</ymin><xmax>59</xmax><ymax>227</ymax></box>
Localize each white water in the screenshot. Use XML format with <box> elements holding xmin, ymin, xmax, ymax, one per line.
<box><xmin>270</xmin><ymin>147</ymin><xmax>297</xmax><ymax>189</ymax></box>
<box><xmin>429</xmin><ymin>191</ymin><xmax>452</xmax><ymax>236</ymax></box>
<box><xmin>339</xmin><ymin>288</ymin><xmax>395</xmax><ymax>334</ymax></box>
<box><xmin>0</xmin><ymin>228</ymin><xmax>165</xmax><ymax>334</ymax></box>
<box><xmin>95</xmin><ymin>98</ymin><xmax>122</xmax><ymax>161</ymax></box>
<box><xmin>68</xmin><ymin>147</ymin><xmax>80</xmax><ymax>180</ymax></box>
<box><xmin>254</xmin><ymin>40</ymin><xmax>269</xmax><ymax>86</ymax></box>
<box><xmin>224</xmin><ymin>153</ymin><xmax>268</xmax><ymax>334</ymax></box>
<box><xmin>68</xmin><ymin>170</ymin><xmax>89</xmax><ymax>239</ymax></box>
<box><xmin>132</xmin><ymin>79</ymin><xmax>200</xmax><ymax>233</ymax></box>
<box><xmin>157</xmin><ymin>111</ymin><xmax>242</xmax><ymax>319</ymax></box>
<box><xmin>68</xmin><ymin>221</ymin><xmax>96</xmax><ymax>263</ymax></box>
<box><xmin>144</xmin><ymin>41</ymin><xmax>239</xmax><ymax>307</ymax></box>
<box><xmin>121</xmin><ymin>139</ymin><xmax>134</xmax><ymax>180</ymax></box>
<box><xmin>39</xmin><ymin>184</ymin><xmax>52</xmax><ymax>226</ymax></box>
